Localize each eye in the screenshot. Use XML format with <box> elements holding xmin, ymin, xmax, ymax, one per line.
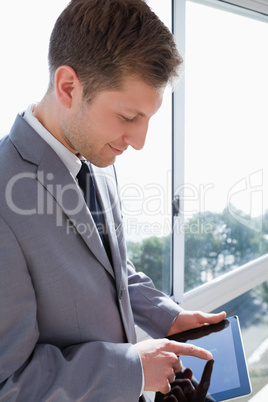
<box><xmin>121</xmin><ymin>115</ymin><xmax>136</xmax><ymax>123</ymax></box>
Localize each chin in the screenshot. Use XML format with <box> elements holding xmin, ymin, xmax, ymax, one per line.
<box><xmin>90</xmin><ymin>156</ymin><xmax>116</xmax><ymax>168</ymax></box>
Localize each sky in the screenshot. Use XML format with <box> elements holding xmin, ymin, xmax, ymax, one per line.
<box><xmin>1</xmin><ymin>0</ymin><xmax>268</xmax><ymax>240</ymax></box>
<box><xmin>184</xmin><ymin>2</ymin><xmax>268</xmax><ymax>224</ymax></box>
<box><xmin>0</xmin><ymin>0</ymin><xmax>69</xmax><ymax>135</ymax></box>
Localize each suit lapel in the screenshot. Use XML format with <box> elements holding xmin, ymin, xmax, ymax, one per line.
<box><xmin>9</xmin><ymin>115</ymin><xmax>114</xmax><ymax>278</ymax></box>
<box><xmin>93</xmin><ymin>166</ymin><xmax>138</xmax><ymax>343</ymax></box>
<box><xmin>91</xmin><ymin>165</ymin><xmax>123</xmax><ymax>289</ymax></box>
<box><xmin>37</xmin><ymin>154</ymin><xmax>115</xmax><ymax>278</ymax></box>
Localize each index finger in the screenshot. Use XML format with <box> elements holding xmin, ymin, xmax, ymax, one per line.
<box><xmin>169</xmin><ymin>340</ymin><xmax>213</xmax><ymax>360</ymax></box>
<box><xmin>196</xmin><ymin>359</ymin><xmax>214</xmax><ymax>397</ymax></box>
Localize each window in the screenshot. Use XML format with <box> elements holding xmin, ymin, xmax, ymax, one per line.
<box><xmin>0</xmin><ymin>0</ymin><xmax>70</xmax><ymax>136</ymax></box>
<box><xmin>173</xmin><ymin>0</ymin><xmax>268</xmax><ymax>302</ymax></box>
<box><xmin>2</xmin><ymin>0</ymin><xmax>268</xmax><ymax>311</ymax></box>
<box><xmin>171</xmin><ymin>5</ymin><xmax>268</xmax><ymax>397</ymax></box>
<box><xmin>0</xmin><ymin>0</ymin><xmax>174</xmax><ymax>295</ymax></box>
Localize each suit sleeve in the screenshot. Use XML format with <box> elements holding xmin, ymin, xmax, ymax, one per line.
<box><xmin>127</xmin><ymin>259</ymin><xmax>182</xmax><ymax>339</ymax></box>
<box><xmin>0</xmin><ymin>216</ymin><xmax>143</xmax><ymax>402</ymax></box>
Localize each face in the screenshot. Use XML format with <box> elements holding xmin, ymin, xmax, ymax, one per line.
<box><xmin>60</xmin><ymin>76</ymin><xmax>164</xmax><ymax>167</ymax></box>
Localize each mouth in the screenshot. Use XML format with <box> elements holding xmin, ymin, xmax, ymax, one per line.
<box><xmin>109</xmin><ymin>145</ymin><xmax>125</xmax><ymax>156</ymax></box>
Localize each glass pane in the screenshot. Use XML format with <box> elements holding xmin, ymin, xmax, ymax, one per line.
<box><xmin>116</xmin><ymin>0</ymin><xmax>173</xmax><ymax>294</ymax></box>
<box><xmin>183</xmin><ymin>1</ymin><xmax>268</xmax><ymax>292</ymax></box>
<box><xmin>0</xmin><ymin>1</ymin><xmax>173</xmax><ymax>294</ymax></box>
<box><xmin>0</xmin><ymin>0</ymin><xmax>70</xmax><ymax>137</ymax></box>
<box><xmin>213</xmin><ymin>281</ymin><xmax>268</xmax><ymax>400</ymax></box>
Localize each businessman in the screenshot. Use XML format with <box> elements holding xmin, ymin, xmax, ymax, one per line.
<box><xmin>0</xmin><ymin>0</ymin><xmax>225</xmax><ymax>400</ymax></box>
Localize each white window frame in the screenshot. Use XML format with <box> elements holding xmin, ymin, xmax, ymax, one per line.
<box><xmin>172</xmin><ymin>0</ymin><xmax>268</xmax><ymax>310</ymax></box>
<box><xmin>221</xmin><ymin>0</ymin><xmax>268</xmax><ymax>17</ymax></box>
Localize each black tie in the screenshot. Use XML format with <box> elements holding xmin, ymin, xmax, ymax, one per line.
<box><xmin>77</xmin><ymin>161</ymin><xmax>105</xmax><ymax>245</ymax></box>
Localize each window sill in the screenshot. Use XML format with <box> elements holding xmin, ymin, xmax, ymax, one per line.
<box><xmin>181</xmin><ymin>254</ymin><xmax>268</xmax><ymax>312</ymax></box>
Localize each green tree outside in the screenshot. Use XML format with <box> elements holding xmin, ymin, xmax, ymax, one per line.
<box><xmin>127</xmin><ymin>207</ymin><xmax>268</xmax><ymax>302</ymax></box>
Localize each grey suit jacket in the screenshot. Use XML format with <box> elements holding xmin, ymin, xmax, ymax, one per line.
<box><xmin>0</xmin><ymin>115</ymin><xmax>181</xmax><ymax>401</ymax></box>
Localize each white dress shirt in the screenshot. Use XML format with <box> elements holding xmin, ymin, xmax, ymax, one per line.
<box><xmin>23</xmin><ymin>104</ymin><xmax>82</xmax><ymax>178</ymax></box>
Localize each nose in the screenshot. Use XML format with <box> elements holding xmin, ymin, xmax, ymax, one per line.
<box><xmin>123</xmin><ymin>121</ymin><xmax>149</xmax><ymax>151</ymax></box>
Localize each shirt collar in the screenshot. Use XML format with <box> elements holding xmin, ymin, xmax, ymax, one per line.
<box><xmin>23</xmin><ymin>104</ymin><xmax>81</xmax><ymax>178</ymax></box>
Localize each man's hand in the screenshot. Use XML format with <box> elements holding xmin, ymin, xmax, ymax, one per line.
<box><xmin>167</xmin><ymin>311</ymin><xmax>226</xmax><ymax>337</ymax></box>
<box><xmin>134</xmin><ymin>338</ymin><xmax>213</xmax><ymax>394</ymax></box>
<box><xmin>163</xmin><ymin>360</ymin><xmax>215</xmax><ymax>402</ymax></box>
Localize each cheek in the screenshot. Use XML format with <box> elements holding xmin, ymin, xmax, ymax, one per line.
<box><xmin>76</xmin><ymin>104</ymin><xmax>123</xmax><ymax>147</ymax></box>
<box><xmin>93</xmin><ymin>118</ymin><xmax>123</xmax><ymax>143</ymax></box>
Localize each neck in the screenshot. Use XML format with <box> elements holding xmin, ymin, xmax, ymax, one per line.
<box><xmin>32</xmin><ymin>94</ymin><xmax>77</xmax><ymax>156</ymax></box>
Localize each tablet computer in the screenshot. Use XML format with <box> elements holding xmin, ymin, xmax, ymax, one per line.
<box><xmin>168</xmin><ymin>316</ymin><xmax>251</xmax><ymax>401</ymax></box>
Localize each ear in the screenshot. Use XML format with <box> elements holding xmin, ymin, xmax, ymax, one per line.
<box><xmin>54</xmin><ymin>66</ymin><xmax>81</xmax><ymax>108</ymax></box>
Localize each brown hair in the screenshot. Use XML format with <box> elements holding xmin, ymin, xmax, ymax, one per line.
<box><xmin>48</xmin><ymin>0</ymin><xmax>182</xmax><ymax>100</ymax></box>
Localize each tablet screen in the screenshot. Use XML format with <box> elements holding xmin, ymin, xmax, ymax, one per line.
<box><xmin>168</xmin><ymin>316</ymin><xmax>251</xmax><ymax>401</ymax></box>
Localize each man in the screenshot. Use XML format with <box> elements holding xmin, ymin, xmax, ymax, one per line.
<box><xmin>0</xmin><ymin>1</ymin><xmax>225</xmax><ymax>400</ymax></box>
